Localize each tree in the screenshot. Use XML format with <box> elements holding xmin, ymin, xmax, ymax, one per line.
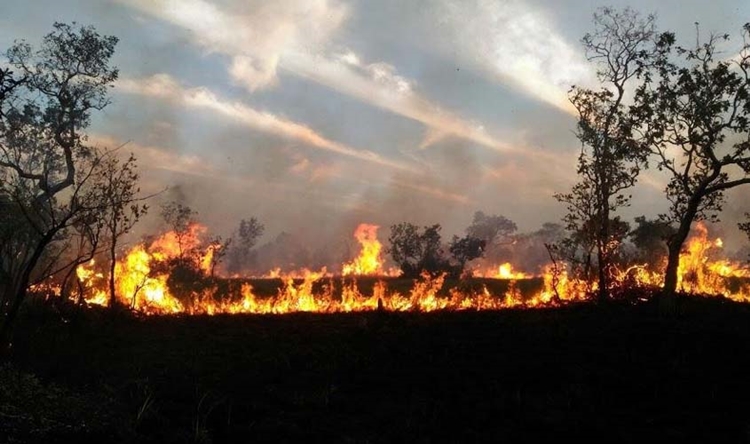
<box><xmin>95</xmin><ymin>152</ymin><xmax>148</xmax><ymax>309</ymax></box>
<box><xmin>448</xmin><ymin>235</ymin><xmax>485</xmax><ymax>275</ymax></box>
<box><xmin>160</xmin><ymin>200</ymin><xmax>197</xmax><ymax>259</ymax></box>
<box><xmin>387</xmin><ymin>223</ymin><xmax>451</xmax><ymax>277</ymax></box>
<box><xmin>629</xmin><ymin>216</ymin><xmax>676</xmax><ymax>271</ymax></box>
<box><xmin>633</xmin><ymin>23</ymin><xmax>750</xmax><ymax>300</ymax></box>
<box><xmin>556</xmin><ymin>8</ymin><xmax>658</xmax><ymax>301</ymax></box>
<box><xmin>465</xmin><ymin>211</ymin><xmax>517</xmax><ymax>244</ymax></box>
<box><xmin>0</xmin><ymin>23</ymin><xmax>119</xmax><ymax>346</ymax></box>
<box><xmin>226</xmin><ymin>217</ymin><xmax>264</xmax><ymax>274</ymax></box>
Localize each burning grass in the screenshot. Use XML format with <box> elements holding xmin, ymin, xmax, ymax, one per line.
<box><xmin>35</xmin><ymin>221</ymin><xmax>750</xmax><ymax>316</ymax></box>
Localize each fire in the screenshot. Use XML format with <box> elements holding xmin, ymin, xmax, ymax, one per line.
<box><xmin>342</xmin><ymin>224</ymin><xmax>385</xmax><ymax>276</ymax></box>
<box><xmin>675</xmin><ymin>222</ymin><xmax>750</xmax><ymax>301</ymax></box>
<box><xmin>65</xmin><ymin>220</ymin><xmax>750</xmax><ymax>315</ymax></box>
<box><xmin>496</xmin><ymin>262</ymin><xmax>530</xmax><ymax>279</ymax></box>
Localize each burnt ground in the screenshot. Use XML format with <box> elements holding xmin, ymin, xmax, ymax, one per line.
<box><xmin>4</xmin><ymin>295</ymin><xmax>750</xmax><ymax>443</ymax></box>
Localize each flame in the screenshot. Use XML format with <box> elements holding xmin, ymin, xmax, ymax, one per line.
<box><xmin>62</xmin><ymin>220</ymin><xmax>750</xmax><ymax>315</ymax></box>
<box><xmin>674</xmin><ymin>222</ymin><xmax>750</xmax><ymax>301</ymax></box>
<box><xmin>342</xmin><ymin>224</ymin><xmax>385</xmax><ymax>276</ymax></box>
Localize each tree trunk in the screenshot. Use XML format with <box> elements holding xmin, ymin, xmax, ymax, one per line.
<box><xmin>661</xmin><ymin>204</ymin><xmax>699</xmax><ymax>313</ymax></box>
<box><xmin>597</xmin><ymin>185</ymin><xmax>611</xmax><ymax>303</ymax></box>
<box><xmin>108</xmin><ymin>235</ymin><xmax>118</xmax><ymax>310</ymax></box>
<box><xmin>596</xmin><ymin>244</ymin><xmax>608</xmax><ymax>302</ymax></box>
<box><xmin>0</xmin><ymin>232</ymin><xmax>55</xmax><ymax>354</ymax></box>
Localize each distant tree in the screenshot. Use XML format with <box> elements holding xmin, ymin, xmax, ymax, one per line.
<box><xmin>160</xmin><ymin>201</ymin><xmax>197</xmax><ymax>259</ymax></box>
<box><xmin>448</xmin><ymin>235</ymin><xmax>485</xmax><ymax>275</ymax></box>
<box><xmin>629</xmin><ymin>216</ymin><xmax>676</xmax><ymax>271</ymax></box>
<box><xmin>465</xmin><ymin>211</ymin><xmax>517</xmax><ymax>244</ymax></box>
<box><xmin>465</xmin><ymin>211</ymin><xmax>517</xmax><ymax>265</ymax></box>
<box><xmin>510</xmin><ymin>222</ymin><xmax>566</xmax><ymax>273</ymax></box>
<box><xmin>556</xmin><ymin>8</ymin><xmax>658</xmax><ymax>301</ymax></box>
<box><xmin>387</xmin><ymin>223</ymin><xmax>451</xmax><ymax>277</ymax></box>
<box><xmin>226</xmin><ymin>217</ymin><xmax>264</xmax><ymax>274</ymax></box>
<box><xmin>0</xmin><ymin>23</ymin><xmax>120</xmax><ymax>346</ymax></box>
<box><xmin>632</xmin><ymin>23</ymin><xmax>750</xmax><ymax>301</ymax></box>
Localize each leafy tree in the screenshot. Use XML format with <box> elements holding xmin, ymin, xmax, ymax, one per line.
<box><xmin>633</xmin><ymin>23</ymin><xmax>750</xmax><ymax>300</ymax></box>
<box><xmin>465</xmin><ymin>211</ymin><xmax>517</xmax><ymax>244</ymax></box>
<box><xmin>448</xmin><ymin>235</ymin><xmax>486</xmax><ymax>275</ymax></box>
<box><xmin>556</xmin><ymin>8</ymin><xmax>657</xmax><ymax>301</ymax></box>
<box><xmin>226</xmin><ymin>217</ymin><xmax>264</xmax><ymax>274</ymax></box>
<box><xmin>0</xmin><ymin>23</ymin><xmax>120</xmax><ymax>346</ymax></box>
<box><xmin>387</xmin><ymin>223</ymin><xmax>451</xmax><ymax>277</ymax></box>
<box><xmin>95</xmin><ymin>152</ymin><xmax>148</xmax><ymax>309</ymax></box>
<box><xmin>629</xmin><ymin>216</ymin><xmax>676</xmax><ymax>271</ymax></box>
<box><xmin>160</xmin><ymin>200</ymin><xmax>197</xmax><ymax>259</ymax></box>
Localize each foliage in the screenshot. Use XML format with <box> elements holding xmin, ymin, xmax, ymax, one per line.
<box><xmin>555</xmin><ymin>7</ymin><xmax>657</xmax><ymax>300</ymax></box>
<box><xmin>160</xmin><ymin>200</ymin><xmax>197</xmax><ymax>258</ymax></box>
<box><xmin>628</xmin><ymin>216</ymin><xmax>676</xmax><ymax>271</ymax></box>
<box><xmin>388</xmin><ymin>223</ymin><xmax>453</xmax><ymax>277</ymax></box>
<box><xmin>0</xmin><ymin>22</ymin><xmax>124</xmax><ymax>342</ymax></box>
<box><xmin>465</xmin><ymin>211</ymin><xmax>517</xmax><ymax>244</ymax></box>
<box><xmin>226</xmin><ymin>217</ymin><xmax>264</xmax><ymax>274</ymax></box>
<box><xmin>449</xmin><ymin>235</ymin><xmax>486</xmax><ymax>273</ymax></box>
<box><xmin>632</xmin><ymin>22</ymin><xmax>750</xmax><ymax>296</ymax></box>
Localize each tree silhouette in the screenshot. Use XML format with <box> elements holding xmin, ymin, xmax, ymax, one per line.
<box><xmin>0</xmin><ymin>23</ymin><xmax>122</xmax><ymax>346</ymax></box>
<box><xmin>557</xmin><ymin>7</ymin><xmax>658</xmax><ymax>301</ymax></box>
<box><xmin>632</xmin><ymin>23</ymin><xmax>750</xmax><ymax>301</ymax></box>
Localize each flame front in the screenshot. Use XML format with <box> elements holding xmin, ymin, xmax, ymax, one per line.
<box><xmin>342</xmin><ymin>224</ymin><xmax>385</xmax><ymax>276</ymax></box>
<box><xmin>68</xmin><ymin>221</ymin><xmax>750</xmax><ymax>315</ymax></box>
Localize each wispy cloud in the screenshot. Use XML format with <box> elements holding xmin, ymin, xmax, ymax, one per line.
<box><xmin>121</xmin><ymin>0</ymin><xmax>347</xmax><ymax>91</ymax></box>
<box><xmin>282</xmin><ymin>50</ymin><xmax>516</xmax><ymax>152</ymax></box>
<box><xmin>117</xmin><ymin>74</ymin><xmax>415</xmax><ymax>171</ymax></box>
<box><xmin>89</xmin><ymin>134</ymin><xmax>220</xmax><ymax>179</ymax></box>
<box><xmin>118</xmin><ymin>0</ymin><xmax>514</xmax><ymax>151</ymax></box>
<box><xmin>432</xmin><ymin>0</ymin><xmax>595</xmax><ymax>114</ymax></box>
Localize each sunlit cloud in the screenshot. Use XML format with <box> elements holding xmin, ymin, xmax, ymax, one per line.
<box><xmin>117</xmin><ymin>74</ymin><xmax>415</xmax><ymax>171</ymax></box>
<box><xmin>88</xmin><ymin>134</ymin><xmax>220</xmax><ymax>179</ymax></box>
<box><xmin>118</xmin><ymin>0</ymin><xmax>515</xmax><ymax>152</ymax></box>
<box><xmin>432</xmin><ymin>0</ymin><xmax>595</xmax><ymax>114</ymax></box>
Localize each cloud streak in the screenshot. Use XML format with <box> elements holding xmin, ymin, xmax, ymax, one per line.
<box><xmin>118</xmin><ymin>0</ymin><xmax>514</xmax><ymax>151</ymax></box>
<box><xmin>431</xmin><ymin>0</ymin><xmax>595</xmax><ymax>114</ymax></box>
<box><xmin>117</xmin><ymin>74</ymin><xmax>415</xmax><ymax>171</ymax></box>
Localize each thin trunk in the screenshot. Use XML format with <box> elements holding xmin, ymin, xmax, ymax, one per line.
<box><xmin>597</xmin><ymin>165</ymin><xmax>611</xmax><ymax>302</ymax></box>
<box><xmin>0</xmin><ymin>231</ymin><xmax>55</xmax><ymax>354</ymax></box>
<box><xmin>59</xmin><ymin>264</ymin><xmax>79</xmax><ymax>301</ymax></box>
<box><xmin>108</xmin><ymin>238</ymin><xmax>117</xmax><ymax>310</ymax></box>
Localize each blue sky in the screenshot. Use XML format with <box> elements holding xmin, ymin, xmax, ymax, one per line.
<box><xmin>1</xmin><ymin>0</ymin><xmax>749</xmax><ymax>247</ymax></box>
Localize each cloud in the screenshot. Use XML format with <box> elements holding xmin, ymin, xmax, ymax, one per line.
<box><xmin>116</xmin><ymin>74</ymin><xmax>414</xmax><ymax>171</ymax></box>
<box><xmin>282</xmin><ymin>50</ymin><xmax>516</xmax><ymax>152</ymax></box>
<box><xmin>120</xmin><ymin>0</ymin><xmax>347</xmax><ymax>91</ymax></box>
<box><xmin>431</xmin><ymin>0</ymin><xmax>595</xmax><ymax>113</ymax></box>
<box><xmin>89</xmin><ymin>134</ymin><xmax>220</xmax><ymax>179</ymax></box>
<box><xmin>118</xmin><ymin>0</ymin><xmax>515</xmax><ymax>152</ymax></box>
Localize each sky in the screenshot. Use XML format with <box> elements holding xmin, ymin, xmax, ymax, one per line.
<box><xmin>1</xmin><ymin>0</ymin><xmax>749</xmax><ymax>249</ymax></box>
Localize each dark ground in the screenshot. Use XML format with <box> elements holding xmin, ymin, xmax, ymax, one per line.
<box><xmin>4</xmin><ymin>294</ymin><xmax>750</xmax><ymax>443</ymax></box>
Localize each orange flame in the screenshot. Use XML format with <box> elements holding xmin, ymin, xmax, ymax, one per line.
<box><xmin>64</xmin><ymin>220</ymin><xmax>750</xmax><ymax>315</ymax></box>
<box><xmin>342</xmin><ymin>224</ymin><xmax>385</xmax><ymax>276</ymax></box>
